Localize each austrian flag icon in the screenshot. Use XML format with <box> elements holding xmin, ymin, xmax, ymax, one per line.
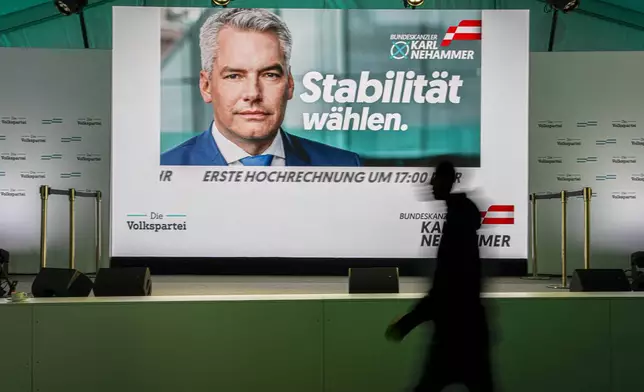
<box><xmin>480</xmin><ymin>205</ymin><xmax>514</xmax><ymax>225</ymax></box>
<box><xmin>441</xmin><ymin>20</ymin><xmax>482</xmax><ymax>47</ymax></box>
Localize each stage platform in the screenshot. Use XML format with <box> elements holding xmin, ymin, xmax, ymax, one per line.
<box><xmin>12</xmin><ymin>275</ymin><xmax>560</xmax><ymax>296</ymax></box>
<box><xmin>3</xmin><ymin>276</ymin><xmax>644</xmax><ymax>392</ymax></box>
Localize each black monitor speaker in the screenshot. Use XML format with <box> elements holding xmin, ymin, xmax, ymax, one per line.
<box><xmin>31</xmin><ymin>268</ymin><xmax>93</xmax><ymax>297</ymax></box>
<box><xmin>93</xmin><ymin>267</ymin><xmax>152</xmax><ymax>296</ymax></box>
<box><xmin>349</xmin><ymin>267</ymin><xmax>399</xmax><ymax>294</ymax></box>
<box><xmin>569</xmin><ymin>269</ymin><xmax>631</xmax><ymax>292</ymax></box>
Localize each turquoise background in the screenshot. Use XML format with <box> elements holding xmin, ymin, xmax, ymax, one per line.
<box><xmin>159</xmin><ymin>125</ymin><xmax>481</xmax><ymax>158</ymax></box>
<box><xmin>159</xmin><ymin>8</ymin><xmax>482</xmax><ymax>163</ymax></box>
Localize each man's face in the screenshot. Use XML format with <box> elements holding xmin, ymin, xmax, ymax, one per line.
<box><xmin>199</xmin><ymin>27</ymin><xmax>294</xmax><ymax>145</ymax></box>
<box><xmin>430</xmin><ymin>171</ymin><xmax>453</xmax><ymax>201</ymax></box>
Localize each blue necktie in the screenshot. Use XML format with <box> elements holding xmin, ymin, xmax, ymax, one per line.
<box><xmin>240</xmin><ymin>154</ymin><xmax>273</xmax><ymax>166</ymax></box>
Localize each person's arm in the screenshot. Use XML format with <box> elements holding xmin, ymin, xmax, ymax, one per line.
<box><xmin>394</xmin><ymin>291</ymin><xmax>434</xmax><ymax>337</ymax></box>
<box><xmin>387</xmin><ymin>276</ymin><xmax>445</xmax><ymax>341</ymax></box>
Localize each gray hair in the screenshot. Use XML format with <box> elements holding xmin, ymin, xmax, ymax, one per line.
<box><xmin>199</xmin><ymin>8</ymin><xmax>293</xmax><ymax>74</ymax></box>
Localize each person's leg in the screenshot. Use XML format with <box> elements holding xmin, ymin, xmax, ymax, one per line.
<box><xmin>413</xmin><ymin>343</ymin><xmax>452</xmax><ymax>392</ymax></box>
<box><xmin>413</xmin><ymin>371</ymin><xmax>449</xmax><ymax>392</ymax></box>
<box><xmin>461</xmin><ymin>323</ymin><xmax>495</xmax><ymax>392</ymax></box>
<box><xmin>461</xmin><ymin>358</ymin><xmax>495</xmax><ymax>392</ymax></box>
<box><xmin>462</xmin><ymin>377</ymin><xmax>494</xmax><ymax>392</ymax></box>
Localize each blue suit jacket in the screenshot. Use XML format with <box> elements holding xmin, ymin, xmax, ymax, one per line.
<box><xmin>161</xmin><ymin>129</ymin><xmax>361</xmax><ymax>167</ymax></box>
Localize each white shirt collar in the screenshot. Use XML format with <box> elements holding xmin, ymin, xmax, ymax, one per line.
<box><xmin>210</xmin><ymin>122</ymin><xmax>285</xmax><ymax>165</ymax></box>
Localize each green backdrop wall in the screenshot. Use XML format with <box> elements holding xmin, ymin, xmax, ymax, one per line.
<box><xmin>3</xmin><ymin>294</ymin><xmax>644</xmax><ymax>392</ymax></box>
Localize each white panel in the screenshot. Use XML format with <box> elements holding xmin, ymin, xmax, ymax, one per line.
<box><xmin>111</xmin><ymin>8</ymin><xmax>529</xmax><ymax>260</ymax></box>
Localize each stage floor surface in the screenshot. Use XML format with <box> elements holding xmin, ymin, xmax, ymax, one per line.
<box><xmin>13</xmin><ymin>275</ymin><xmax>560</xmax><ymax>296</ymax></box>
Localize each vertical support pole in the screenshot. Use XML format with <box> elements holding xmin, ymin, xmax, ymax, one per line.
<box><xmin>583</xmin><ymin>187</ymin><xmax>592</xmax><ymax>269</ymax></box>
<box><xmin>548</xmin><ymin>9</ymin><xmax>559</xmax><ymax>52</ymax></box>
<box><xmin>560</xmin><ymin>190</ymin><xmax>567</xmax><ymax>287</ymax></box>
<box><xmin>524</xmin><ymin>193</ymin><xmax>550</xmax><ymax>281</ymax></box>
<box><xmin>69</xmin><ymin>188</ymin><xmax>76</xmax><ymax>269</ymax></box>
<box><xmin>531</xmin><ymin>194</ymin><xmax>538</xmax><ymax>276</ymax></box>
<box><xmin>95</xmin><ymin>190</ymin><xmax>102</xmax><ymax>273</ymax></box>
<box><xmin>548</xmin><ymin>190</ymin><xmax>568</xmax><ymax>289</ymax></box>
<box><xmin>39</xmin><ymin>185</ymin><xmax>50</xmax><ymax>269</ymax></box>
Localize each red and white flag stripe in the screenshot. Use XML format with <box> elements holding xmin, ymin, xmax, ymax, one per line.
<box><xmin>441</xmin><ymin>20</ymin><xmax>482</xmax><ymax>47</ymax></box>
<box><xmin>480</xmin><ymin>205</ymin><xmax>514</xmax><ymax>225</ymax></box>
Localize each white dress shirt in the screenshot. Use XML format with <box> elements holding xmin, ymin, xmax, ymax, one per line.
<box><xmin>211</xmin><ymin>123</ymin><xmax>286</xmax><ymax>166</ymax></box>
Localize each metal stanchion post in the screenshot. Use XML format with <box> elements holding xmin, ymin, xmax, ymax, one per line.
<box><xmin>583</xmin><ymin>187</ymin><xmax>591</xmax><ymax>269</ymax></box>
<box><xmin>94</xmin><ymin>190</ymin><xmax>102</xmax><ymax>273</ymax></box>
<box><xmin>561</xmin><ymin>190</ymin><xmax>568</xmax><ymax>286</ymax></box>
<box><xmin>37</xmin><ymin>186</ymin><xmax>101</xmax><ymax>273</ymax></box>
<box><xmin>548</xmin><ymin>190</ymin><xmax>568</xmax><ymax>289</ymax></box>
<box><xmin>39</xmin><ymin>185</ymin><xmax>50</xmax><ymax>269</ymax></box>
<box><xmin>522</xmin><ymin>193</ymin><xmax>550</xmax><ymax>280</ymax></box>
<box><xmin>68</xmin><ymin>188</ymin><xmax>76</xmax><ymax>270</ymax></box>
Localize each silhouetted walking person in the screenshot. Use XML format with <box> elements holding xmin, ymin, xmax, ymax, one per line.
<box><xmin>386</xmin><ymin>160</ymin><xmax>493</xmax><ymax>392</ymax></box>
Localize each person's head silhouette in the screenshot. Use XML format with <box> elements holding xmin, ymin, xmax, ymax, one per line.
<box><xmin>430</xmin><ymin>160</ymin><xmax>456</xmax><ymax>201</ymax></box>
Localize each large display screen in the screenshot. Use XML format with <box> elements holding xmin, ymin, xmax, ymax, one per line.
<box><xmin>111</xmin><ymin>7</ymin><xmax>529</xmax><ymax>259</ymax></box>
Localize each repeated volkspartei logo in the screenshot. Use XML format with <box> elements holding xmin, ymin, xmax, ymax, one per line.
<box><xmin>611</xmin><ymin>191</ymin><xmax>637</xmax><ymax>200</ymax></box>
<box><xmin>76</xmin><ymin>153</ymin><xmax>102</xmax><ymax>162</ymax></box>
<box><xmin>77</xmin><ymin>117</ymin><xmax>103</xmax><ymax>127</ymax></box>
<box><xmin>557</xmin><ymin>138</ymin><xmax>581</xmax><ymax>146</ymax></box>
<box><xmin>631</xmin><ymin>174</ymin><xmax>644</xmax><ymax>182</ymax></box>
<box><xmin>0</xmin><ymin>152</ymin><xmax>27</xmax><ymax>161</ymax></box>
<box><xmin>125</xmin><ymin>212</ymin><xmax>188</xmax><ymax>232</ymax></box>
<box><xmin>537</xmin><ymin>156</ymin><xmax>563</xmax><ymax>164</ymax></box>
<box><xmin>556</xmin><ymin>173</ymin><xmax>581</xmax><ymax>182</ymax></box>
<box><xmin>612</xmin><ymin>120</ymin><xmax>636</xmax><ymax>128</ymax></box>
<box><xmin>0</xmin><ymin>116</ymin><xmax>27</xmax><ymax>125</ymax></box>
<box><xmin>631</xmin><ymin>138</ymin><xmax>644</xmax><ymax>147</ymax></box>
<box><xmin>21</xmin><ymin>134</ymin><xmax>47</xmax><ymax>143</ymax></box>
<box><xmin>20</xmin><ymin>171</ymin><xmax>46</xmax><ymax>179</ymax></box>
<box><xmin>612</xmin><ymin>156</ymin><xmax>637</xmax><ymax>164</ymax></box>
<box><xmin>0</xmin><ymin>188</ymin><xmax>27</xmax><ymax>197</ymax></box>
<box><xmin>537</xmin><ymin>120</ymin><xmax>563</xmax><ymax>129</ymax></box>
